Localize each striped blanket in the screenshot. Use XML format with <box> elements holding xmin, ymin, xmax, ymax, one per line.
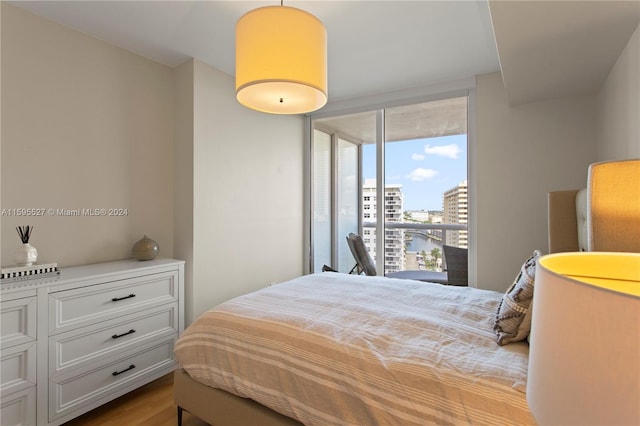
<box><xmin>175</xmin><ymin>273</ymin><xmax>535</xmax><ymax>425</ymax></box>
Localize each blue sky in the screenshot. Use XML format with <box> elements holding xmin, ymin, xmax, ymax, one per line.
<box><xmin>362</xmin><ymin>134</ymin><xmax>467</xmax><ymax>211</ymax></box>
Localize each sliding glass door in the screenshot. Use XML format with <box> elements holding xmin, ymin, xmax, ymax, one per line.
<box><xmin>336</xmin><ymin>138</ymin><xmax>358</xmax><ymax>271</ymax></box>
<box><xmin>311</xmin><ymin>129</ymin><xmax>332</xmax><ymax>273</ymax></box>
<box><xmin>310</xmin><ymin>96</ymin><xmax>468</xmax><ymax>275</ymax></box>
<box><xmin>311</xmin><ymin>123</ymin><xmax>366</xmax><ymax>273</ymax></box>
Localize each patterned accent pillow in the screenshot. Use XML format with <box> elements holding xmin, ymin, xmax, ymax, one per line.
<box><xmin>493</xmin><ymin>250</ymin><xmax>541</xmax><ymax>345</ymax></box>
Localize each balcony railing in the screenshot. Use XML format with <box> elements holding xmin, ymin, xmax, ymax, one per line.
<box><xmin>363</xmin><ymin>221</ymin><xmax>466</xmax><ymax>237</ymax></box>
<box><xmin>363</xmin><ymin>222</ymin><xmax>467</xmax><ymax>272</ymax></box>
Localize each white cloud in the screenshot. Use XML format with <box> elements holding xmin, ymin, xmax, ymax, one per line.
<box><xmin>412</xmin><ymin>153</ymin><xmax>425</xmax><ymax>161</ymax></box>
<box><xmin>424</xmin><ymin>144</ymin><xmax>461</xmax><ymax>159</ymax></box>
<box><xmin>407</xmin><ymin>168</ymin><xmax>438</xmax><ymax>181</ymax></box>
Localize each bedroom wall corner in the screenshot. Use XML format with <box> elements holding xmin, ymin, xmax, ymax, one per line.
<box><xmin>186</xmin><ymin>59</ymin><xmax>305</xmax><ymax>325</ymax></box>
<box><xmin>597</xmin><ymin>23</ymin><xmax>640</xmax><ymax>161</ymax></box>
<box><xmin>1</xmin><ymin>4</ymin><xmax>174</xmax><ymax>267</ymax></box>
<box><xmin>173</xmin><ymin>59</ymin><xmax>195</xmax><ymax>325</ymax></box>
<box><xmin>474</xmin><ymin>72</ymin><xmax>597</xmax><ymax>293</ymax></box>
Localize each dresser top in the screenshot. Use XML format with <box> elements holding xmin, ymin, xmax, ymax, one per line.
<box><xmin>1</xmin><ymin>258</ymin><xmax>184</xmax><ymax>294</ymax></box>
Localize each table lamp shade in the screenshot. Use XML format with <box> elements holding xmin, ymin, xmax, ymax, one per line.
<box><xmin>527</xmin><ymin>252</ymin><xmax>640</xmax><ymax>425</ymax></box>
<box><xmin>588</xmin><ymin>159</ymin><xmax>640</xmax><ymax>252</ymax></box>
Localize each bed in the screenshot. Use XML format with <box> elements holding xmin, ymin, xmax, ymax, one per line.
<box><xmin>174</xmin><ymin>272</ymin><xmax>535</xmax><ymax>425</ymax></box>
<box><xmin>174</xmin><ymin>159</ymin><xmax>639</xmax><ymax>426</ymax></box>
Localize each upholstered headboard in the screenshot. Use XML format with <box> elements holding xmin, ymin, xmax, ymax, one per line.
<box><xmin>548</xmin><ymin>159</ymin><xmax>640</xmax><ymax>254</ymax></box>
<box><xmin>548</xmin><ymin>189</ymin><xmax>587</xmax><ymax>253</ymax></box>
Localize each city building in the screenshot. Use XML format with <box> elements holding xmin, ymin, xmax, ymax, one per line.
<box><xmin>443</xmin><ymin>180</ymin><xmax>468</xmax><ymax>248</ymax></box>
<box><xmin>362</xmin><ymin>179</ymin><xmax>405</xmax><ymax>274</ymax></box>
<box><xmin>406</xmin><ymin>210</ymin><xmax>444</xmax><ymax>224</ymax></box>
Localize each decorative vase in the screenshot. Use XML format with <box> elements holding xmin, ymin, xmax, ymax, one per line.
<box><xmin>132</xmin><ymin>235</ymin><xmax>159</xmax><ymax>261</ymax></box>
<box><xmin>15</xmin><ymin>243</ymin><xmax>38</xmax><ymax>266</ymax></box>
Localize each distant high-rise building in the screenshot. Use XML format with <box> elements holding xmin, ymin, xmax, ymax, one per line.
<box><xmin>408</xmin><ymin>210</ymin><xmax>444</xmax><ymax>224</ymax></box>
<box><xmin>362</xmin><ymin>179</ymin><xmax>404</xmax><ymax>273</ymax></box>
<box><xmin>443</xmin><ymin>180</ymin><xmax>468</xmax><ymax>248</ymax></box>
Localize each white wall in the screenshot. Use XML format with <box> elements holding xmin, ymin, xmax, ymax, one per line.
<box><xmin>473</xmin><ymin>72</ymin><xmax>597</xmax><ymax>292</ymax></box>
<box><xmin>597</xmin><ymin>24</ymin><xmax>640</xmax><ymax>161</ymax></box>
<box><xmin>1</xmin><ymin>4</ymin><xmax>174</xmax><ymax>267</ymax></box>
<box><xmin>175</xmin><ymin>59</ymin><xmax>305</xmax><ymax>324</ymax></box>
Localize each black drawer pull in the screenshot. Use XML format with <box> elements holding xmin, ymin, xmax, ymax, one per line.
<box><xmin>112</xmin><ymin>364</ymin><xmax>135</xmax><ymax>376</ymax></box>
<box><xmin>112</xmin><ymin>329</ymin><xmax>136</xmax><ymax>339</ymax></box>
<box><xmin>111</xmin><ymin>294</ymin><xmax>136</xmax><ymax>302</ymax></box>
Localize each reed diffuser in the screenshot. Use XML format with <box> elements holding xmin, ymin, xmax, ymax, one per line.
<box><xmin>17</xmin><ymin>225</ymin><xmax>33</xmax><ymax>244</ymax></box>
<box><xmin>15</xmin><ymin>225</ymin><xmax>38</xmax><ymax>266</ymax></box>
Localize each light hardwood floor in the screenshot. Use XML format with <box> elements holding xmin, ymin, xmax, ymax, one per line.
<box><xmin>63</xmin><ymin>373</ymin><xmax>208</xmax><ymax>426</ymax></box>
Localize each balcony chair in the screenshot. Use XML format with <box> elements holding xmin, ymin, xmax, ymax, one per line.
<box><xmin>442</xmin><ymin>245</ymin><xmax>468</xmax><ymax>286</ymax></box>
<box><xmin>346</xmin><ymin>233</ymin><xmax>449</xmax><ymax>284</ymax></box>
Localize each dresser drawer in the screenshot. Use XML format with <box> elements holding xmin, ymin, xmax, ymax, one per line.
<box><xmin>0</xmin><ymin>385</ymin><xmax>36</xmax><ymax>426</ymax></box>
<box><xmin>49</xmin><ymin>338</ymin><xmax>175</xmax><ymax>421</ymax></box>
<box><xmin>1</xmin><ymin>341</ymin><xmax>36</xmax><ymax>397</ymax></box>
<box><xmin>1</xmin><ymin>297</ymin><xmax>36</xmax><ymax>348</ymax></box>
<box><xmin>49</xmin><ymin>271</ymin><xmax>178</xmax><ymax>334</ymax></box>
<box><xmin>50</xmin><ymin>303</ymin><xmax>178</xmax><ymax>377</ymax></box>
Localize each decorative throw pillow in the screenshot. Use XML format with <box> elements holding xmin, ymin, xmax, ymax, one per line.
<box><xmin>493</xmin><ymin>250</ymin><xmax>541</xmax><ymax>346</ymax></box>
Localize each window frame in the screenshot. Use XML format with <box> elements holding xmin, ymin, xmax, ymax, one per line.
<box><xmin>304</xmin><ymin>79</ymin><xmax>476</xmax><ymax>283</ymax></box>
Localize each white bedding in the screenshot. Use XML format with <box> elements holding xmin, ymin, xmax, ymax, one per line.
<box><xmin>175</xmin><ymin>272</ymin><xmax>535</xmax><ymax>425</ymax></box>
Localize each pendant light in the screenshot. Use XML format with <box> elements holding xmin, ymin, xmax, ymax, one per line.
<box><xmin>235</xmin><ymin>2</ymin><xmax>327</xmax><ymax>114</ymax></box>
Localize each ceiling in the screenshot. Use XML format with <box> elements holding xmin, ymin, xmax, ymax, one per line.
<box><xmin>316</xmin><ymin>97</ymin><xmax>468</xmax><ymax>144</ymax></box>
<box><xmin>489</xmin><ymin>0</ymin><xmax>639</xmax><ymax>105</ymax></box>
<box><xmin>8</xmin><ymin>0</ymin><xmax>499</xmax><ymax>105</ymax></box>
<box><xmin>7</xmin><ymin>1</ymin><xmax>639</xmax><ymax>108</ymax></box>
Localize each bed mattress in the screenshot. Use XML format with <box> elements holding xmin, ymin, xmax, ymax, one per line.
<box><xmin>175</xmin><ymin>272</ymin><xmax>534</xmax><ymax>425</ymax></box>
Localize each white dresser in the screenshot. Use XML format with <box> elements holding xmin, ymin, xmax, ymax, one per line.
<box><xmin>0</xmin><ymin>258</ymin><xmax>184</xmax><ymax>426</ymax></box>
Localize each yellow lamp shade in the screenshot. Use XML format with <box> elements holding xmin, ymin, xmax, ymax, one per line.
<box><xmin>236</xmin><ymin>5</ymin><xmax>327</xmax><ymax>114</ymax></box>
